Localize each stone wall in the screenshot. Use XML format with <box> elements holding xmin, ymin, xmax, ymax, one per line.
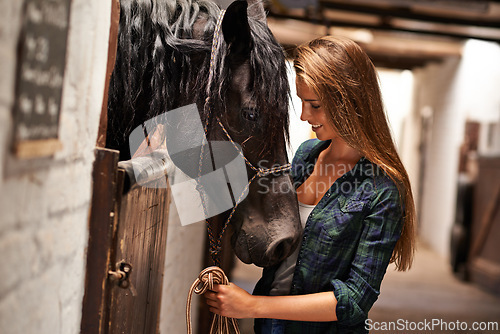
<box><xmin>0</xmin><ymin>0</ymin><xmax>111</xmax><ymax>333</ymax></box>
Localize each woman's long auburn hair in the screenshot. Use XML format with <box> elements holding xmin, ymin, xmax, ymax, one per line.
<box><xmin>294</xmin><ymin>36</ymin><xmax>416</xmax><ymax>271</ymax></box>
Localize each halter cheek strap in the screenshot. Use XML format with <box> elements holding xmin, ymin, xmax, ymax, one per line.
<box><xmin>206</xmin><ymin>8</ymin><xmax>292</xmax><ymax>179</ymax></box>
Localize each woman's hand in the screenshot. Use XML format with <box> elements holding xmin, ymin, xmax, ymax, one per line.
<box><xmin>205</xmin><ymin>284</ymin><xmax>338</xmax><ymax>322</ymax></box>
<box><xmin>204</xmin><ymin>283</ymin><xmax>257</xmax><ymax>319</ymax></box>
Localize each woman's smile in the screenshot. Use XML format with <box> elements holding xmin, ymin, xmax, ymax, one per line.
<box><xmin>310</xmin><ymin>123</ymin><xmax>323</xmax><ymax>131</ymax></box>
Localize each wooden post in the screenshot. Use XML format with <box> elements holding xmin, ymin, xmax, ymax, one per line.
<box><xmin>81</xmin><ymin>148</ymin><xmax>120</xmax><ymax>334</ymax></box>
<box><xmin>96</xmin><ymin>0</ymin><xmax>120</xmax><ymax>148</ymax></box>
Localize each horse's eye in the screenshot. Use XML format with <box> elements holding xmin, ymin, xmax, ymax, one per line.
<box><xmin>242</xmin><ymin>108</ymin><xmax>259</xmax><ymax>121</ymax></box>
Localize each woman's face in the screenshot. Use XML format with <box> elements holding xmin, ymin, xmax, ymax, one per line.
<box><xmin>296</xmin><ymin>78</ymin><xmax>338</xmax><ymax>141</ymax></box>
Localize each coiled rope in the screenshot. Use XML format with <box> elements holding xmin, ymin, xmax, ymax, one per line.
<box><xmin>186</xmin><ymin>266</ymin><xmax>240</xmax><ymax>334</ymax></box>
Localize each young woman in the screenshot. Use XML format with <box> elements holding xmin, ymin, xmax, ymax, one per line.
<box><xmin>204</xmin><ymin>35</ymin><xmax>416</xmax><ymax>333</ymax></box>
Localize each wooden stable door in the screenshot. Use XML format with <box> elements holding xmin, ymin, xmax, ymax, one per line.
<box><xmin>81</xmin><ymin>148</ymin><xmax>171</xmax><ymax>334</ymax></box>
<box><xmin>81</xmin><ymin>1</ymin><xmax>172</xmax><ymax>332</ymax></box>
<box><xmin>468</xmin><ymin>156</ymin><xmax>500</xmax><ymax>296</ymax></box>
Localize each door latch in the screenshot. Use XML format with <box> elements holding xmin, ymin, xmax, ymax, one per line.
<box><xmin>108</xmin><ymin>261</ymin><xmax>133</xmax><ymax>289</ymax></box>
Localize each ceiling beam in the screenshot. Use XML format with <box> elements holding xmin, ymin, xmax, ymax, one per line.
<box><xmin>280</xmin><ymin>42</ymin><xmax>445</xmax><ymax>70</ymax></box>
<box><xmin>267</xmin><ymin>12</ymin><xmax>500</xmax><ymax>43</ymax></box>
<box><xmin>319</xmin><ymin>1</ymin><xmax>500</xmax><ymax>28</ymax></box>
<box><xmin>268</xmin><ymin>17</ymin><xmax>463</xmax><ymax>70</ymax></box>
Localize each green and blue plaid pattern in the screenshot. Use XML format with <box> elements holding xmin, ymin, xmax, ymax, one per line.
<box><xmin>254</xmin><ymin>139</ymin><xmax>404</xmax><ymax>334</ymax></box>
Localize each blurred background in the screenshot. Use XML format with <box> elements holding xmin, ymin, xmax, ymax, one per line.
<box><xmin>1</xmin><ymin>0</ymin><xmax>499</xmax><ymax>333</ymax></box>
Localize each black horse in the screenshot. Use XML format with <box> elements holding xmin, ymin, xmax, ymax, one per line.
<box><xmin>106</xmin><ymin>0</ymin><xmax>301</xmax><ymax>267</ymax></box>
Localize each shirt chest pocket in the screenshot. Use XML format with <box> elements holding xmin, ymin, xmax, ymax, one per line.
<box><xmin>340</xmin><ymin>196</ymin><xmax>366</xmax><ymax>213</ymax></box>
<box><xmin>319</xmin><ymin>195</ymin><xmax>369</xmax><ymax>241</ymax></box>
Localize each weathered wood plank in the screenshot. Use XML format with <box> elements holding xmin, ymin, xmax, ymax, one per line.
<box><xmin>108</xmin><ymin>175</ymin><xmax>171</xmax><ymax>334</ymax></box>
<box><xmin>81</xmin><ymin>148</ymin><xmax>120</xmax><ymax>334</ymax></box>
<box><xmin>96</xmin><ymin>0</ymin><xmax>120</xmax><ymax>148</ymax></box>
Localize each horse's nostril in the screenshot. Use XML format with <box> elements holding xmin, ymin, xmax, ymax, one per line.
<box><xmin>267</xmin><ymin>237</ymin><xmax>294</xmax><ymax>262</ymax></box>
<box><xmin>273</xmin><ymin>241</ymin><xmax>286</xmax><ymax>261</ymax></box>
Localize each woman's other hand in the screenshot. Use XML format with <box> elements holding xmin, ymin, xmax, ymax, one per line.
<box><xmin>204</xmin><ymin>283</ymin><xmax>256</xmax><ymax>319</ymax></box>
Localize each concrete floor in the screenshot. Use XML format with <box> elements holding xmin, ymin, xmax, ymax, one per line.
<box><xmin>231</xmin><ymin>241</ymin><xmax>500</xmax><ymax>333</ymax></box>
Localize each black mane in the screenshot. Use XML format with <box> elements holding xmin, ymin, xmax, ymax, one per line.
<box><xmin>107</xmin><ymin>0</ymin><xmax>290</xmax><ymax>160</ymax></box>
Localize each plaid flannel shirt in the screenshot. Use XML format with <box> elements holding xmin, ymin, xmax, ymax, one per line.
<box><xmin>254</xmin><ymin>139</ymin><xmax>404</xmax><ymax>334</ymax></box>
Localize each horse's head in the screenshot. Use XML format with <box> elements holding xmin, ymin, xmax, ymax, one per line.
<box><xmin>203</xmin><ymin>0</ymin><xmax>302</xmax><ymax>267</ymax></box>
<box><xmin>107</xmin><ymin>0</ymin><xmax>301</xmax><ymax>268</ymax></box>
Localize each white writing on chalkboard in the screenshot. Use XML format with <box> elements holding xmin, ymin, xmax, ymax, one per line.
<box><xmin>35</xmin><ymin>95</ymin><xmax>45</xmax><ymax>114</ymax></box>
<box><xmin>13</xmin><ymin>0</ymin><xmax>71</xmax><ymax>146</ymax></box>
<box><xmin>18</xmin><ymin>123</ymin><xmax>59</xmax><ymax>140</ymax></box>
<box><xmin>21</xmin><ymin>64</ymin><xmax>63</xmax><ymax>89</ymax></box>
<box><xmin>19</xmin><ymin>94</ymin><xmax>33</xmax><ymax>115</ymax></box>
<box><xmin>19</xmin><ymin>93</ymin><xmax>60</xmax><ymax>117</ymax></box>
<box><xmin>26</xmin><ymin>0</ymin><xmax>68</xmax><ymax>30</ymax></box>
<box><xmin>25</xmin><ymin>35</ymin><xmax>49</xmax><ymax>63</ymax></box>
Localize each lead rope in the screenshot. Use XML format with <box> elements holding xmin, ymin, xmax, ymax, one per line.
<box><xmin>186</xmin><ymin>267</ymin><xmax>240</xmax><ymax>334</ymax></box>
<box><xmin>187</xmin><ymin>9</ymin><xmax>240</xmax><ymax>334</ymax></box>
<box><xmin>200</xmin><ymin>8</ymin><xmax>226</xmax><ymax>268</ymax></box>
<box><xmin>187</xmin><ymin>7</ymin><xmax>292</xmax><ymax>333</ymax></box>
<box><xmin>203</xmin><ymin>119</ymin><xmax>291</xmax><ymax>268</ymax></box>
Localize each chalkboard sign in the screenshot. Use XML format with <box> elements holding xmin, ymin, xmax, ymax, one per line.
<box><xmin>12</xmin><ymin>0</ymin><xmax>71</xmax><ymax>158</ymax></box>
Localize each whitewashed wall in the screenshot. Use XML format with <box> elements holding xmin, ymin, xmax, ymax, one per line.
<box><xmin>413</xmin><ymin>56</ymin><xmax>464</xmax><ymax>258</ymax></box>
<box><xmin>378</xmin><ymin>69</ymin><xmax>414</xmax><ymax>151</ymax></box>
<box><xmin>159</xmin><ymin>204</ymin><xmax>206</xmax><ymax>334</ymax></box>
<box><xmin>413</xmin><ymin>40</ymin><xmax>500</xmax><ymax>258</ymax></box>
<box><xmin>0</xmin><ymin>0</ymin><xmax>111</xmax><ymax>333</ymax></box>
<box><xmin>287</xmin><ymin>61</ymin><xmax>314</xmax><ymax>159</ymax></box>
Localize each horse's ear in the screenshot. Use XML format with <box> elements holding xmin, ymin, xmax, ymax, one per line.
<box><xmin>222</xmin><ymin>0</ymin><xmax>253</xmax><ymax>58</ymax></box>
